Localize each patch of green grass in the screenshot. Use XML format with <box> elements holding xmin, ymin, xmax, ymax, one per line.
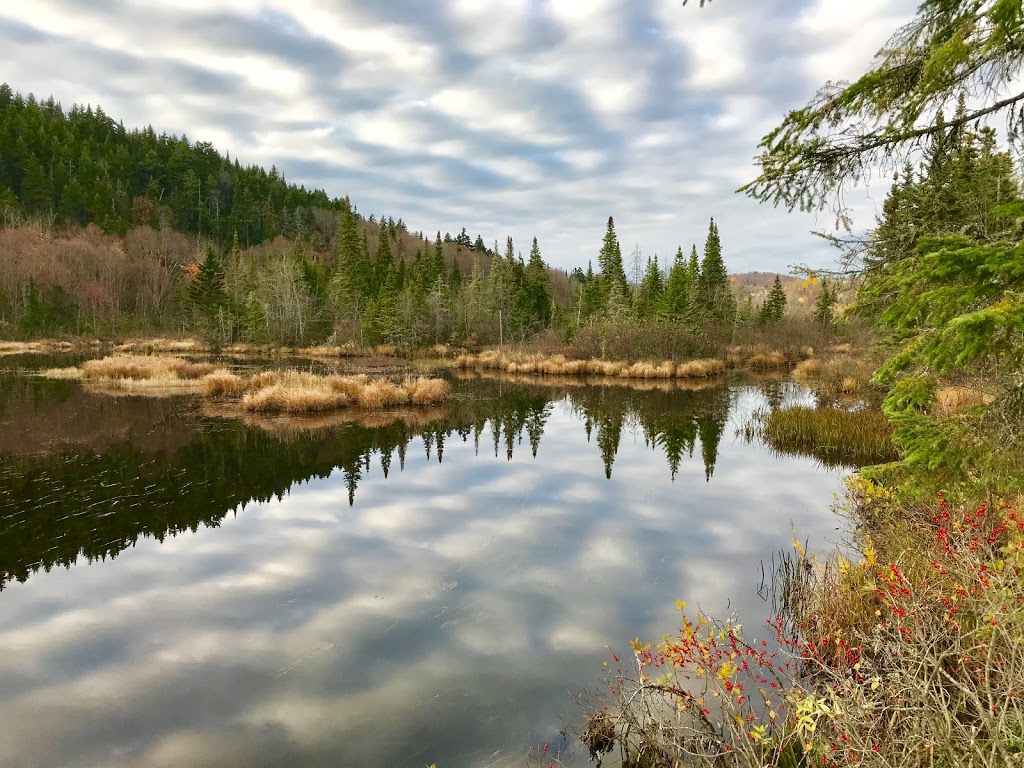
<box><xmin>758</xmin><ymin>406</ymin><xmax>899</xmax><ymax>468</ymax></box>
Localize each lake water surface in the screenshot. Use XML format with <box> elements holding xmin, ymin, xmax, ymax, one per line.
<box><xmin>0</xmin><ymin>359</ymin><xmax>848</xmax><ymax>767</ymax></box>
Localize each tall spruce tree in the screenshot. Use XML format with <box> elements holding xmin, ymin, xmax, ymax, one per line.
<box><xmin>189</xmin><ymin>245</ymin><xmax>227</xmax><ymax>309</ymax></box>
<box><xmin>758</xmin><ymin>275</ymin><xmax>787</xmax><ymax>325</ymax></box>
<box><xmin>661</xmin><ymin>247</ymin><xmax>692</xmax><ymax>322</ymax></box>
<box><xmin>696</xmin><ymin>218</ymin><xmax>733</xmax><ymax>322</ymax></box>
<box><xmin>813</xmin><ymin>278</ymin><xmax>836</xmax><ymax>328</ymax></box>
<box><xmin>597</xmin><ymin>216</ymin><xmax>629</xmax><ymax>309</ymax></box>
<box><xmin>635</xmin><ymin>255</ymin><xmax>665</xmax><ymax>319</ymax></box>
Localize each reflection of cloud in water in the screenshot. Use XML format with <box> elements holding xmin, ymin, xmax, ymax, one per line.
<box><xmin>0</xmin><ymin>383</ymin><xmax>846</xmax><ymax>767</ymax></box>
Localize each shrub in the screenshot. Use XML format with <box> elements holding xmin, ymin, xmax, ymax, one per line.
<box><xmin>582</xmin><ymin>488</ymin><xmax>1024</xmax><ymax>768</ymax></box>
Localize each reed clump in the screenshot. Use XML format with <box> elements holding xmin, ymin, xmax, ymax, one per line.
<box><xmin>456</xmin><ymin>351</ymin><xmax>728</xmax><ymax>381</ymax></box>
<box><xmin>676</xmin><ymin>358</ymin><xmax>726</xmax><ymax>378</ymax></box>
<box><xmin>746</xmin><ymin>347</ymin><xmax>787</xmax><ymax>369</ymax></box>
<box><xmin>229</xmin><ymin>370</ymin><xmax>448</xmax><ymax>414</ymax></box>
<box><xmin>81</xmin><ymin>354</ymin><xmax>216</xmax><ymax>381</ymax></box>
<box><xmin>758</xmin><ymin>405</ymin><xmax>899</xmax><ymax>468</ymax></box>
<box><xmin>791</xmin><ymin>358</ymin><xmax>821</xmax><ymax>381</ymax></box>
<box><xmin>203</xmin><ymin>370</ymin><xmax>249</xmax><ymax>398</ymax></box>
<box><xmin>41</xmin><ymin>354</ymin><xmax>216</xmax><ymax>391</ymax></box>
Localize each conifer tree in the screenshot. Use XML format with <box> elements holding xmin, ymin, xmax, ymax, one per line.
<box><xmin>597</xmin><ymin>216</ymin><xmax>629</xmax><ymax>309</ymax></box>
<box><xmin>696</xmin><ymin>218</ymin><xmax>733</xmax><ymax>322</ymax></box>
<box><xmin>813</xmin><ymin>278</ymin><xmax>836</xmax><ymax>328</ymax></box>
<box><xmin>523</xmin><ymin>236</ymin><xmax>552</xmax><ymax>328</ymax></box>
<box><xmin>758</xmin><ymin>275</ymin><xmax>787</xmax><ymax>325</ymax></box>
<box><xmin>189</xmin><ymin>245</ymin><xmax>226</xmax><ymax>309</ymax></box>
<box><xmin>448</xmin><ymin>259</ymin><xmax>462</xmax><ymax>291</ymax></box>
<box><xmin>635</xmin><ymin>255</ymin><xmax>665</xmax><ymax>319</ymax></box>
<box><xmin>432</xmin><ymin>231</ymin><xmax>445</xmax><ymax>284</ymax></box>
<box><xmin>661</xmin><ymin>247</ymin><xmax>692</xmax><ymax>322</ymax></box>
<box><xmin>688</xmin><ymin>245</ymin><xmax>700</xmax><ymax>286</ymax></box>
<box><xmin>373</xmin><ymin>222</ymin><xmax>394</xmax><ymax>296</ymax></box>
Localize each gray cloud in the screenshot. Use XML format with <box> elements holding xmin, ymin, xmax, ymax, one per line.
<box><xmin>0</xmin><ymin>1</ymin><xmax>919</xmax><ymax>270</ymax></box>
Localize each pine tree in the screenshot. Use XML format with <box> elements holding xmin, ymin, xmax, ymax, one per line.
<box><xmin>189</xmin><ymin>245</ymin><xmax>227</xmax><ymax>309</ymax></box>
<box><xmin>523</xmin><ymin>236</ymin><xmax>552</xmax><ymax>328</ymax></box>
<box><xmin>635</xmin><ymin>255</ymin><xmax>665</xmax><ymax>319</ymax></box>
<box><xmin>373</xmin><ymin>222</ymin><xmax>394</xmax><ymax>296</ymax></box>
<box><xmin>688</xmin><ymin>245</ymin><xmax>700</xmax><ymax>286</ymax></box>
<box><xmin>758</xmin><ymin>275</ymin><xmax>787</xmax><ymax>325</ymax></box>
<box><xmin>578</xmin><ymin>261</ymin><xmax>601</xmax><ymax>322</ymax></box>
<box><xmin>597</xmin><ymin>216</ymin><xmax>629</xmax><ymax>309</ymax></box>
<box><xmin>661</xmin><ymin>247</ymin><xmax>692</xmax><ymax>322</ymax></box>
<box><xmin>433</xmin><ymin>231</ymin><xmax>445</xmax><ymax>281</ymax></box>
<box><xmin>696</xmin><ymin>218</ymin><xmax>733</xmax><ymax>322</ymax></box>
<box><xmin>813</xmin><ymin>278</ymin><xmax>836</xmax><ymax>328</ymax></box>
<box><xmin>20</xmin><ymin>154</ymin><xmax>51</xmax><ymax>215</ymax></box>
<box><xmin>448</xmin><ymin>258</ymin><xmax>462</xmax><ymax>291</ymax></box>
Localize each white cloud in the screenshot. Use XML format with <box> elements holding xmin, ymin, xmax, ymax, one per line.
<box><xmin>0</xmin><ymin>1</ymin><xmax>922</xmax><ymax>273</ymax></box>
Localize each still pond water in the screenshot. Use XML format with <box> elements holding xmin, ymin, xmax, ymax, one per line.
<box><xmin>0</xmin><ymin>358</ymin><xmax>850</xmax><ymax>768</ymax></box>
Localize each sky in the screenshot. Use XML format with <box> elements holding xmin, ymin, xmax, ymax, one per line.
<box><xmin>0</xmin><ymin>0</ymin><xmax>920</xmax><ymax>273</ymax></box>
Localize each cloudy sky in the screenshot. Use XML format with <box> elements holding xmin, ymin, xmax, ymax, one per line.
<box><xmin>0</xmin><ymin>0</ymin><xmax>919</xmax><ymax>272</ymax></box>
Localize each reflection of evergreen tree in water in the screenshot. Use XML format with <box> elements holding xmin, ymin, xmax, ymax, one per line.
<box><xmin>758</xmin><ymin>379</ymin><xmax>787</xmax><ymax>411</ymax></box>
<box><xmin>566</xmin><ymin>385</ymin><xmax>732</xmax><ymax>481</ymax></box>
<box><xmin>0</xmin><ymin>374</ymin><xmax>737</xmax><ymax>589</ymax></box>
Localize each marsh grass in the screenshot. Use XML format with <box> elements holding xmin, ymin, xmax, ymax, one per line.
<box><xmin>39</xmin><ymin>366</ymin><xmax>83</xmax><ymax>379</ymax></box>
<box><xmin>40</xmin><ymin>354</ymin><xmax>217</xmax><ymax>392</ymax></box>
<box><xmin>676</xmin><ymin>358</ymin><xmax>727</xmax><ymax>378</ymax></box>
<box><xmin>1</xmin><ymin>339</ymin><xmax>101</xmax><ymax>356</ymax></box>
<box><xmin>454</xmin><ymin>368</ymin><xmax>726</xmax><ymax>393</ymax></box>
<box><xmin>235</xmin><ymin>371</ymin><xmax>449</xmax><ymax>414</ymax></box>
<box><xmin>80</xmin><ymin>354</ymin><xmax>216</xmax><ymax>381</ymax></box>
<box><xmin>755</xmin><ymin>405</ymin><xmax>899</xmax><ymax>468</ymax></box>
<box><xmin>112</xmin><ymin>338</ymin><xmax>204</xmax><ymax>354</ymax></box>
<box><xmin>41</xmin><ymin>356</ymin><xmax>450</xmax><ymax>413</ymax></box>
<box><xmin>933</xmin><ymin>385</ymin><xmax>995</xmax><ymax>417</ymax></box>
<box><xmin>746</xmin><ymin>347</ymin><xmax>787</xmax><ymax>369</ymax></box>
<box><xmin>456</xmin><ymin>351</ymin><xmax>730</xmax><ymax>381</ymax></box>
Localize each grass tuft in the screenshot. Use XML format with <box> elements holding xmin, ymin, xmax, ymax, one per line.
<box><xmin>676</xmin><ymin>358</ymin><xmax>726</xmax><ymax>378</ymax></box>
<box><xmin>756</xmin><ymin>405</ymin><xmax>899</xmax><ymax>468</ymax></box>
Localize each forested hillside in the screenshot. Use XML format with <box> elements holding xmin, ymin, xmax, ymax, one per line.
<box><xmin>0</xmin><ymin>83</ymin><xmax>815</xmax><ymax>349</ymax></box>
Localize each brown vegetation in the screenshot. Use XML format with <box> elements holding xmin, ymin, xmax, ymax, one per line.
<box><xmin>746</xmin><ymin>347</ymin><xmax>787</xmax><ymax>369</ymax></box>
<box><xmin>237</xmin><ymin>371</ymin><xmax>449</xmax><ymax>414</ymax></box>
<box><xmin>41</xmin><ymin>356</ymin><xmax>450</xmax><ymax>413</ymax></box>
<box><xmin>933</xmin><ymin>385</ymin><xmax>995</xmax><ymax>417</ymax></box>
<box><xmin>455</xmin><ymin>350</ymin><xmax>730</xmax><ymax>381</ymax></box>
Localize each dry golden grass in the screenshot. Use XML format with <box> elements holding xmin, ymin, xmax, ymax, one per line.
<box><xmin>454</xmin><ymin>368</ymin><xmax>724</xmax><ymax>393</ymax></box>
<box><xmin>456</xmin><ymin>350</ymin><xmax>730</xmax><ymax>382</ymax></box>
<box><xmin>840</xmin><ymin>376</ymin><xmax>861</xmax><ymax>394</ymax></box>
<box><xmin>242</xmin><ymin>384</ymin><xmax>349</xmax><ymax>413</ymax></box>
<box><xmin>232</xmin><ymin>370</ymin><xmax>448</xmax><ymax>414</ymax></box>
<box><xmin>113</xmin><ymin>338</ymin><xmax>204</xmax><ymax>354</ymax></box>
<box><xmin>746</xmin><ymin>348</ymin><xmax>787</xmax><ymax>369</ymax></box>
<box><xmin>676</xmin><ymin>358</ymin><xmax>726</xmax><ymax>378</ymax></box>
<box><xmin>828</xmin><ymin>342</ymin><xmax>853</xmax><ymax>355</ymax></box>
<box><xmin>247</xmin><ymin>371</ymin><xmax>281</xmax><ymax>391</ymax></box>
<box><xmin>354</xmin><ymin>380</ymin><xmax>408</xmax><ymax>409</ymax></box>
<box><xmin>404</xmin><ymin>376</ymin><xmax>451</xmax><ymax>405</ymax></box>
<box><xmin>81</xmin><ymin>354</ymin><xmax>215</xmax><ymax>381</ymax></box>
<box><xmin>83</xmin><ymin>374</ymin><xmax>209</xmax><ymax>395</ymax></box>
<box><xmin>791</xmin><ymin>358</ymin><xmax>822</xmax><ymax>381</ymax></box>
<box><xmin>40</xmin><ymin>366</ymin><xmax>84</xmax><ymax>379</ymax></box>
<box><xmin>203</xmin><ymin>370</ymin><xmax>248</xmax><ymax>398</ymax></box>
<box><xmin>933</xmin><ymin>386</ymin><xmax>994</xmax><ymax>417</ymax></box>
